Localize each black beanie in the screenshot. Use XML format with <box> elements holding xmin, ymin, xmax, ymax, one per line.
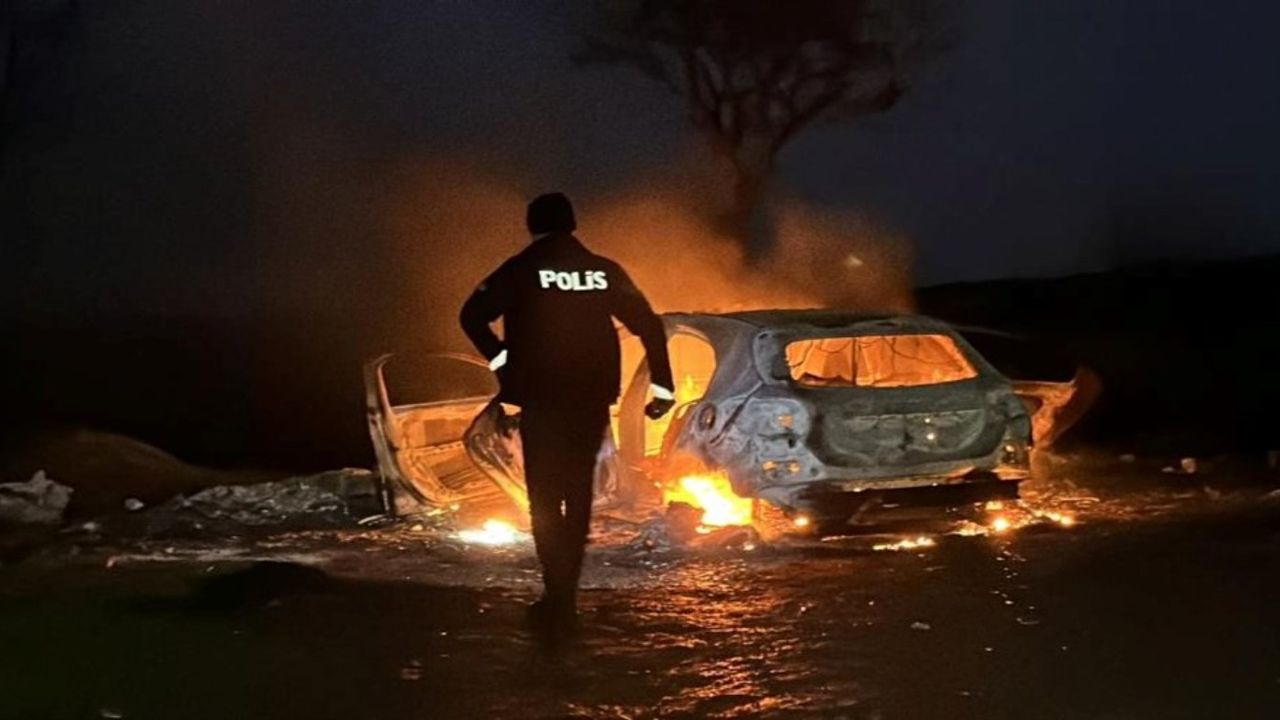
<box><xmin>526</xmin><ymin>192</ymin><xmax>576</xmax><ymax>234</ymax></box>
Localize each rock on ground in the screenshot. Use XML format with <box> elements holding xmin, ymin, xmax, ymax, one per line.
<box><xmin>0</xmin><ymin>471</ymin><xmax>72</xmax><ymax>525</ymax></box>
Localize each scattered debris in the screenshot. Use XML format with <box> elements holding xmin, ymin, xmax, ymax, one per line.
<box><xmin>357</xmin><ymin>513</ymin><xmax>397</xmax><ymax>527</ymax></box>
<box><xmin>688</xmin><ymin>524</ymin><xmax>760</xmax><ymax>549</ymax></box>
<box><xmin>180</xmin><ymin>482</ymin><xmax>337</xmax><ymax>524</ymax></box>
<box><xmin>628</xmin><ymin>518</ymin><xmax>675</xmax><ymax>553</ymax></box>
<box><xmin>663</xmin><ymin>502</ymin><xmax>705</xmax><ymax>545</ymax></box>
<box><xmin>951</xmin><ymin>498</ymin><xmax>1081</xmax><ymax>536</ymax></box>
<box><xmin>910</xmin><ymin>621</ymin><xmax>932</xmax><ymax>631</ymax></box>
<box><xmin>1162</xmin><ymin>457</ymin><xmax>1198</xmax><ymax>475</ymax></box>
<box><xmin>621</xmin><ymin>502</ymin><xmax>763</xmax><ymax>553</ymax></box>
<box><xmin>399</xmin><ymin>659</ymin><xmax>424</xmax><ymax>681</ymax></box>
<box><xmin>157</xmin><ymin>469</ymin><xmax>382</xmax><ymax>528</ymax></box>
<box><xmin>0</xmin><ymin>470</ymin><xmax>72</xmax><ymax>525</ymax></box>
<box><xmin>123</xmin><ymin>498</ymin><xmax>145</xmax><ymax>512</ymax></box>
<box><xmin>873</xmin><ymin>536</ymin><xmax>937</xmax><ymax>552</ymax></box>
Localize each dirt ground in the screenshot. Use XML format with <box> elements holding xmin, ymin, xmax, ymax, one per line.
<box><xmin>2</xmin><ymin>462</ymin><xmax>1279</xmax><ymax>720</ymax></box>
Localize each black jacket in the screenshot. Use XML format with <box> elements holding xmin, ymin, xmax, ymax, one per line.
<box><xmin>460</xmin><ymin>232</ymin><xmax>673</xmax><ymax>405</ymax></box>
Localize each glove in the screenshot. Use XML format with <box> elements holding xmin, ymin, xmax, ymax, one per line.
<box><xmin>645</xmin><ymin>396</ymin><xmax>675</xmax><ymax>420</ymax></box>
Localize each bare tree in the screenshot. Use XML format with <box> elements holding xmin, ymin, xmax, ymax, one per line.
<box><xmin>573</xmin><ymin>0</ymin><xmax>942</xmax><ymax>254</ymax></box>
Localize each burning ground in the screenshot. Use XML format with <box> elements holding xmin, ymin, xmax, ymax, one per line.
<box><xmin>2</xmin><ymin>453</ymin><xmax>1279</xmax><ymax>719</ymax></box>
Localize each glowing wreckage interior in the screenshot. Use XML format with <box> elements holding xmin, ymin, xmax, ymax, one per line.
<box><xmin>784</xmin><ymin>334</ymin><xmax>978</xmax><ymax>388</ymax></box>
<box><xmin>365</xmin><ymin>312</ymin><xmax>1097</xmax><ymax>536</ymax></box>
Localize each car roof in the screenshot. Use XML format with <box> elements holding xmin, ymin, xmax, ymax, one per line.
<box><xmin>663</xmin><ymin>309</ymin><xmax>951</xmax><ymax>332</ymax></box>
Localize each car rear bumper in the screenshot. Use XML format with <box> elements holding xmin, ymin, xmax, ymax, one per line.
<box><xmin>752</xmin><ymin>442</ymin><xmax>1028</xmax><ymax>509</ymax></box>
<box><xmin>774</xmin><ymin>476</ymin><xmax>1023</xmax><ymax>534</ymax></box>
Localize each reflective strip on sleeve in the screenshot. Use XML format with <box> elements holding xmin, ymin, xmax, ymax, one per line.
<box><xmin>651</xmin><ymin>384</ymin><xmax>675</xmax><ymax>401</ymax></box>
<box><xmin>488</xmin><ymin>349</ymin><xmax>508</xmax><ymax>371</ymax></box>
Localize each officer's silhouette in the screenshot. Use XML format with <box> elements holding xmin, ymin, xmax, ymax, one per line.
<box><xmin>461</xmin><ymin>192</ymin><xmax>674</xmax><ymax>628</ymax></box>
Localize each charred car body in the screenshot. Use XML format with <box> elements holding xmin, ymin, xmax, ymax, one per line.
<box><xmin>367</xmin><ymin>311</ymin><xmax>1095</xmax><ymax>532</ymax></box>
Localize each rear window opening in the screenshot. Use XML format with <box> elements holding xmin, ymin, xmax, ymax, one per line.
<box><xmin>785</xmin><ymin>335</ymin><xmax>978</xmax><ymax>388</ymax></box>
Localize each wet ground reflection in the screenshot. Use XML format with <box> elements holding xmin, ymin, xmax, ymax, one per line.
<box><xmin>2</xmin><ymin>471</ymin><xmax>1279</xmax><ymax>718</ymax></box>
<box><xmin>586</xmin><ymin>561</ymin><xmax>864</xmax><ymax>717</ymax></box>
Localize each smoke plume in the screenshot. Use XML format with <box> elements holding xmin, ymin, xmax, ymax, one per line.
<box><xmin>379</xmin><ymin>154</ymin><xmax>916</xmax><ymax>355</ymax></box>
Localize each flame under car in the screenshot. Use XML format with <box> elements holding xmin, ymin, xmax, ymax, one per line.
<box><xmin>366</xmin><ymin>312</ymin><xmax>1095</xmax><ymax>534</ymax></box>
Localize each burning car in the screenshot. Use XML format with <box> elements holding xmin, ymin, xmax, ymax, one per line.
<box><xmin>366</xmin><ymin>311</ymin><xmax>1094</xmax><ymax>534</ymax></box>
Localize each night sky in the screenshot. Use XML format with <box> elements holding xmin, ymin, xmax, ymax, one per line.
<box><xmin>3</xmin><ymin>0</ymin><xmax>1280</xmax><ymax>320</ymax></box>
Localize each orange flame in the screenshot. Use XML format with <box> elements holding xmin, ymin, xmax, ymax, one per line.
<box><xmin>664</xmin><ymin>472</ymin><xmax>754</xmax><ymax>528</ymax></box>
<box><xmin>455</xmin><ymin>518</ymin><xmax>524</xmax><ymax>546</ymax></box>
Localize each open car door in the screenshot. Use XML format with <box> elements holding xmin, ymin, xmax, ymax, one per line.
<box><xmin>366</xmin><ymin>353</ymin><xmax>627</xmax><ymax>516</ymax></box>
<box><xmin>364</xmin><ymin>354</ymin><xmax>513</xmax><ymax>514</ymax></box>
<box><xmin>955</xmin><ymin>328</ymin><xmax>1102</xmax><ymax>448</ymax></box>
<box><xmin>615</xmin><ymin>330</ymin><xmax>718</xmax><ymax>489</ymax></box>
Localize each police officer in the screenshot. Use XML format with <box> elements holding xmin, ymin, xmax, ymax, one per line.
<box><xmin>460</xmin><ymin>192</ymin><xmax>675</xmax><ymax>626</ymax></box>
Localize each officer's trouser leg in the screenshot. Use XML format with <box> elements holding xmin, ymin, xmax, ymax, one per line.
<box><xmin>520</xmin><ymin>400</ymin><xmax>609</xmax><ymax>607</ymax></box>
